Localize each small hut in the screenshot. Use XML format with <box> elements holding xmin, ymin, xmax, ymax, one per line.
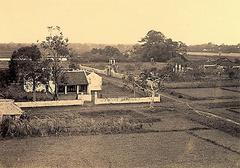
<box><xmin>0</xmin><ymin>99</ymin><xmax>23</xmax><ymax>122</ymax></box>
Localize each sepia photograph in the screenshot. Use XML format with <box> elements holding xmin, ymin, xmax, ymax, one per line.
<box><xmin>0</xmin><ymin>0</ymin><xmax>239</xmax><ymax>167</ymax></box>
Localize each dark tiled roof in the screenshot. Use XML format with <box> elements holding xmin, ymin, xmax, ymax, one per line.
<box><xmin>215</xmin><ymin>58</ymin><xmax>236</xmax><ymax>66</ymax></box>
<box><xmin>168</xmin><ymin>55</ymin><xmax>189</xmax><ymax>65</ymax></box>
<box><xmin>59</xmin><ymin>71</ymin><xmax>88</xmax><ymax>85</ymax></box>
<box><xmin>206</xmin><ymin>57</ymin><xmax>237</xmax><ymax>66</ymax></box>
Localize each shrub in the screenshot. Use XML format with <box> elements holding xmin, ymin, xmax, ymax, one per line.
<box><xmin>226</xmin><ymin>68</ymin><xmax>240</xmax><ymax>79</ymax></box>
<box><xmin>2</xmin><ymin>84</ymin><xmax>52</xmax><ymax>101</ymax></box>
<box><xmin>125</xmin><ymin>64</ymin><xmax>135</xmax><ymax>71</ymax></box>
<box><xmin>3</xmin><ymin>84</ymin><xmax>32</xmax><ymax>101</ymax></box>
<box><xmin>0</xmin><ymin>117</ymin><xmax>32</xmax><ymax>137</ymax></box>
<box><xmin>0</xmin><ymin>116</ymin><xmax>143</xmax><ymax>138</ymax></box>
<box><xmin>178</xmin><ymin>95</ymin><xmax>183</xmax><ymax>98</ymax></box>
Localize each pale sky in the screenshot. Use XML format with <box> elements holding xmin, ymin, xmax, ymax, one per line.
<box><xmin>0</xmin><ymin>0</ymin><xmax>240</xmax><ymax>45</ymax></box>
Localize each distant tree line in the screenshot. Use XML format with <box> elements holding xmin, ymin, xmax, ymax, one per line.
<box><xmin>80</xmin><ymin>46</ymin><xmax>126</xmax><ymax>62</ymax></box>
<box><xmin>1</xmin><ymin>29</ymin><xmax>187</xmax><ymax>63</ymax></box>
<box><xmin>72</xmin><ymin>30</ymin><xmax>187</xmax><ymax>63</ymax></box>
<box><xmin>0</xmin><ymin>43</ymin><xmax>29</xmax><ymax>57</ymax></box>
<box><xmin>69</xmin><ymin>43</ymin><xmax>133</xmax><ymax>54</ymax></box>
<box><xmin>188</xmin><ymin>42</ymin><xmax>240</xmax><ymax>53</ymax></box>
<box><xmin>0</xmin><ymin>43</ymin><xmax>132</xmax><ymax>58</ymax></box>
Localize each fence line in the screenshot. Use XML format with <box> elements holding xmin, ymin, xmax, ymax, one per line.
<box><xmin>79</xmin><ymin>65</ymin><xmax>107</xmax><ymax>75</ymax></box>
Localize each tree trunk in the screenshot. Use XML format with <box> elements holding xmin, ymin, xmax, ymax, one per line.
<box><xmin>133</xmin><ymin>82</ymin><xmax>136</xmax><ymax>97</ymax></box>
<box><xmin>54</xmin><ymin>82</ymin><xmax>58</xmax><ymax>100</ymax></box>
<box><xmin>32</xmin><ymin>79</ymin><xmax>36</xmax><ymax>102</ymax></box>
<box><xmin>53</xmin><ymin>52</ymin><xmax>59</xmax><ymax>101</ymax></box>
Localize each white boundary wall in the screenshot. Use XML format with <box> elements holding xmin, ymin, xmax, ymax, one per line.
<box><xmin>78</xmin><ymin>94</ymin><xmax>92</xmax><ymax>102</ymax></box>
<box><xmin>94</xmin><ymin>96</ymin><xmax>160</xmax><ymax>105</ymax></box>
<box><xmin>15</xmin><ymin>100</ymin><xmax>84</xmax><ymax>108</ymax></box>
<box><xmin>110</xmin><ymin>72</ymin><xmax>125</xmax><ymax>79</ymax></box>
<box><xmin>80</xmin><ymin>65</ymin><xmax>156</xmax><ymax>87</ymax></box>
<box><xmin>80</xmin><ymin>65</ymin><xmax>125</xmax><ymax>79</ymax></box>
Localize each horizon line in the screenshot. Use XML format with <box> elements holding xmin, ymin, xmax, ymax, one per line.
<box><xmin>0</xmin><ymin>42</ymin><xmax>240</xmax><ymax>46</ymax></box>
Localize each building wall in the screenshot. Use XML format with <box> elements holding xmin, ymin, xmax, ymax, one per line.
<box><xmin>48</xmin><ymin>81</ymin><xmax>55</xmax><ymax>94</ymax></box>
<box><xmin>24</xmin><ymin>80</ymin><xmax>55</xmax><ymax>94</ymax></box>
<box><xmin>87</xmin><ymin>72</ymin><xmax>102</xmax><ymax>93</ymax></box>
<box><xmin>24</xmin><ymin>81</ymin><xmax>47</xmax><ymax>92</ymax></box>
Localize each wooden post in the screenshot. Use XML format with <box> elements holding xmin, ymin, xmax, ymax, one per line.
<box><xmin>133</xmin><ymin>82</ymin><xmax>136</xmax><ymax>97</ymax></box>
<box><xmin>150</xmin><ymin>82</ymin><xmax>155</xmax><ymax>108</ymax></box>
<box><xmin>93</xmin><ymin>91</ymin><xmax>98</xmax><ymax>104</ymax></box>
<box><xmin>76</xmin><ymin>85</ymin><xmax>79</xmax><ymax>94</ymax></box>
<box><xmin>64</xmin><ymin>85</ymin><xmax>67</xmax><ymax>94</ymax></box>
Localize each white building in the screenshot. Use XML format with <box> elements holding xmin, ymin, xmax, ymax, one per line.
<box><xmin>23</xmin><ymin>70</ymin><xmax>102</xmax><ymax>101</ymax></box>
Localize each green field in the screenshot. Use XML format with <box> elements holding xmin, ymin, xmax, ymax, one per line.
<box><xmin>222</xmin><ymin>87</ymin><xmax>240</xmax><ymax>93</ymax></box>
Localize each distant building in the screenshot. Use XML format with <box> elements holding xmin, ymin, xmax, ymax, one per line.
<box><xmin>44</xmin><ymin>56</ymin><xmax>68</xmax><ymax>62</ymax></box>
<box><xmin>109</xmin><ymin>58</ymin><xmax>116</xmax><ymax>65</ymax></box>
<box><xmin>106</xmin><ymin>58</ymin><xmax>118</xmax><ymax>76</ymax></box>
<box><xmin>203</xmin><ymin>57</ymin><xmax>238</xmax><ymax>72</ymax></box>
<box><xmin>232</xmin><ymin>65</ymin><xmax>240</xmax><ymax>69</ymax></box>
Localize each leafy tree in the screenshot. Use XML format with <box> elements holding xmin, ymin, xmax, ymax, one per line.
<box><xmin>90</xmin><ymin>46</ymin><xmax>125</xmax><ymax>61</ymax></box>
<box><xmin>122</xmin><ymin>73</ymin><xmax>137</xmax><ymax>97</ymax></box>
<box><xmin>135</xmin><ymin>30</ymin><xmax>187</xmax><ymax>62</ymax></box>
<box><xmin>69</xmin><ymin>62</ymin><xmax>79</xmax><ymax>70</ymax></box>
<box><xmin>234</xmin><ymin>58</ymin><xmax>240</xmax><ymax>64</ymax></box>
<box><xmin>9</xmin><ymin>45</ymin><xmax>50</xmax><ymax>101</ymax></box>
<box><xmin>41</xmin><ymin>26</ymin><xmax>70</xmax><ymax>100</ymax></box>
<box><xmin>9</xmin><ymin>45</ymin><xmax>41</xmax><ymax>82</ymax></box>
<box><xmin>226</xmin><ymin>68</ymin><xmax>240</xmax><ymax>79</ymax></box>
<box><xmin>0</xmin><ymin>69</ymin><xmax>10</xmax><ymax>88</ymax></box>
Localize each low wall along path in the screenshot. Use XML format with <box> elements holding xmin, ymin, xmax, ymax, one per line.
<box><xmin>94</xmin><ymin>96</ymin><xmax>161</xmax><ymax>105</ymax></box>
<box><xmin>15</xmin><ymin>99</ymin><xmax>84</xmax><ymax>108</ymax></box>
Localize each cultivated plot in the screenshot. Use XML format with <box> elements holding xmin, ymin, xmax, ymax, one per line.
<box><xmin>222</xmin><ymin>87</ymin><xmax>240</xmax><ymax>93</ymax></box>
<box><xmin>173</xmin><ymin>87</ymin><xmax>240</xmax><ymax>100</ymax></box>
